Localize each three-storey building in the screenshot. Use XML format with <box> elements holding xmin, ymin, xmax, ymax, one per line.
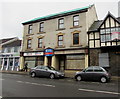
<box><xmin>20</xmin><ymin>4</ymin><xmax>98</xmax><ymax>75</ymax></box>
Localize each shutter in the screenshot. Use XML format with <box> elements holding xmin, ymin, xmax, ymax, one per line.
<box><xmin>99</xmin><ymin>53</ymin><xmax>109</xmax><ymax>67</ymax></box>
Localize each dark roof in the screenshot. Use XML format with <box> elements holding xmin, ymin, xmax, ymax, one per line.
<box><xmin>0</xmin><ymin>37</ymin><xmax>16</xmax><ymax>44</ymax></box>
<box><xmin>88</xmin><ymin>12</ymin><xmax>120</xmax><ymax>33</ymax></box>
<box><xmin>88</xmin><ymin>20</ymin><xmax>103</xmax><ymax>32</ymax></box>
<box><xmin>22</xmin><ymin>4</ymin><xmax>94</xmax><ymax>25</ymax></box>
<box><xmin>2</xmin><ymin>40</ymin><xmax>22</xmax><ymax>47</ymax></box>
<box><xmin>116</xmin><ymin>17</ymin><xmax>120</xmax><ymax>22</ymax></box>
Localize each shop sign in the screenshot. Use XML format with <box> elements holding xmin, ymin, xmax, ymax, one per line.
<box><xmin>45</xmin><ymin>49</ymin><xmax>54</xmax><ymax>56</ymax></box>
<box><xmin>24</xmin><ymin>52</ymin><xmax>43</xmax><ymax>56</ymax></box>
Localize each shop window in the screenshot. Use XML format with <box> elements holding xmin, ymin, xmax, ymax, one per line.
<box><xmin>58</xmin><ymin>35</ymin><xmax>63</xmax><ymax>46</ymax></box>
<box><xmin>73</xmin><ymin>33</ymin><xmax>79</xmax><ymax>45</ymax></box>
<box><xmin>73</xmin><ymin>15</ymin><xmax>79</xmax><ymax>26</ymax></box>
<box><xmin>58</xmin><ymin>18</ymin><xmax>64</xmax><ymax>29</ymax></box>
<box><xmin>66</xmin><ymin>55</ymin><xmax>85</xmax><ymax>69</ymax></box>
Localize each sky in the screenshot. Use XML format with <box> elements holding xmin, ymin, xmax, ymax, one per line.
<box><xmin>0</xmin><ymin>0</ymin><xmax>119</xmax><ymax>39</ymax></box>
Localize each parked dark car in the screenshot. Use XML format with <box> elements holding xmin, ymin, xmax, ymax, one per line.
<box><xmin>29</xmin><ymin>66</ymin><xmax>65</xmax><ymax>79</ymax></box>
<box><xmin>75</xmin><ymin>66</ymin><xmax>111</xmax><ymax>83</ymax></box>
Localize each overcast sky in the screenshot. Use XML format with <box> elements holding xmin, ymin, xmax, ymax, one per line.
<box><xmin>0</xmin><ymin>0</ymin><xmax>119</xmax><ymax>39</ymax></box>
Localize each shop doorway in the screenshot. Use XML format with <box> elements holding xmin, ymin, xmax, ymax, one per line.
<box><xmin>59</xmin><ymin>55</ymin><xmax>66</xmax><ymax>71</ymax></box>
<box><xmin>48</xmin><ymin>56</ymin><xmax>52</xmax><ymax>66</ymax></box>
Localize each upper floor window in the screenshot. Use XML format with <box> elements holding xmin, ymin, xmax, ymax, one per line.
<box><xmin>100</xmin><ymin>27</ymin><xmax>120</xmax><ymax>42</ymax></box>
<box><xmin>58</xmin><ymin>35</ymin><xmax>63</xmax><ymax>46</ymax></box>
<box><xmin>73</xmin><ymin>15</ymin><xmax>79</xmax><ymax>26</ymax></box>
<box><xmin>58</xmin><ymin>18</ymin><xmax>64</xmax><ymax>29</ymax></box>
<box><xmin>28</xmin><ymin>25</ymin><xmax>32</xmax><ymax>34</ymax></box>
<box><xmin>14</xmin><ymin>47</ymin><xmax>19</xmax><ymax>52</ymax></box>
<box><xmin>7</xmin><ymin>47</ymin><xmax>12</xmax><ymax>53</ymax></box>
<box><xmin>39</xmin><ymin>22</ymin><xmax>44</xmax><ymax>32</ymax></box>
<box><xmin>27</xmin><ymin>39</ymin><xmax>32</xmax><ymax>49</ymax></box>
<box><xmin>73</xmin><ymin>33</ymin><xmax>79</xmax><ymax>45</ymax></box>
<box><xmin>38</xmin><ymin>38</ymin><xmax>43</xmax><ymax>48</ymax></box>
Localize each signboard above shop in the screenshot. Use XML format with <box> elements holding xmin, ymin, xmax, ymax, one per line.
<box><xmin>24</xmin><ymin>52</ymin><xmax>44</xmax><ymax>56</ymax></box>
<box><xmin>45</xmin><ymin>48</ymin><xmax>54</xmax><ymax>56</ymax></box>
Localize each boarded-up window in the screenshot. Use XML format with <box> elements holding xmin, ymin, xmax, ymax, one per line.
<box><xmin>99</xmin><ymin>53</ymin><xmax>109</xmax><ymax>67</ymax></box>
<box><xmin>66</xmin><ymin>55</ymin><xmax>85</xmax><ymax>69</ymax></box>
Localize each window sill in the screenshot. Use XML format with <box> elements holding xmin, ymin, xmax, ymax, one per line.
<box><xmin>25</xmin><ymin>48</ymin><xmax>33</xmax><ymax>51</ymax></box>
<box><xmin>26</xmin><ymin>34</ymin><xmax>34</xmax><ymax>36</ymax></box>
<box><xmin>36</xmin><ymin>48</ymin><xmax>44</xmax><ymax>50</ymax></box>
<box><xmin>55</xmin><ymin>46</ymin><xmax>65</xmax><ymax>48</ymax></box>
<box><xmin>70</xmin><ymin>26</ymin><xmax>82</xmax><ymax>29</ymax></box>
<box><xmin>70</xmin><ymin>45</ymin><xmax>82</xmax><ymax>47</ymax></box>
<box><xmin>56</xmin><ymin>28</ymin><xmax>66</xmax><ymax>31</ymax></box>
<box><xmin>37</xmin><ymin>32</ymin><xmax>46</xmax><ymax>34</ymax></box>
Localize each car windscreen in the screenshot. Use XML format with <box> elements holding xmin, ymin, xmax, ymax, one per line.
<box><xmin>47</xmin><ymin>66</ymin><xmax>56</xmax><ymax>70</ymax></box>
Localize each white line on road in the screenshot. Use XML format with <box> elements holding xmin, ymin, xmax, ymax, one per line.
<box><xmin>17</xmin><ymin>81</ymin><xmax>55</xmax><ymax>87</ymax></box>
<box><xmin>17</xmin><ymin>81</ymin><xmax>24</xmax><ymax>83</ymax></box>
<box><xmin>78</xmin><ymin>88</ymin><xmax>120</xmax><ymax>95</ymax></box>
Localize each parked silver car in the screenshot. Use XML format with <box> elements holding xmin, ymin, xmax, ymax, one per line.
<box><xmin>29</xmin><ymin>66</ymin><xmax>65</xmax><ymax>79</ymax></box>
<box><xmin>75</xmin><ymin>66</ymin><xmax>111</xmax><ymax>83</ymax></box>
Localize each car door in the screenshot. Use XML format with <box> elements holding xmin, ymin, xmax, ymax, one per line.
<box><xmin>35</xmin><ymin>66</ymin><xmax>43</xmax><ymax>76</ymax></box>
<box><xmin>82</xmin><ymin>67</ymin><xmax>94</xmax><ymax>81</ymax></box>
<box><xmin>93</xmin><ymin>67</ymin><xmax>104</xmax><ymax>81</ymax></box>
<box><xmin>41</xmin><ymin>66</ymin><xmax>50</xmax><ymax>77</ymax></box>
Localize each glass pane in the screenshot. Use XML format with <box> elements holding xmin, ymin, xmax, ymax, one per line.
<box><xmin>100</xmin><ymin>29</ymin><xmax>105</xmax><ymax>34</ymax></box>
<box><xmin>59</xmin><ymin>24</ymin><xmax>64</xmax><ymax>29</ymax></box>
<box><xmin>74</xmin><ymin>16</ymin><xmax>79</xmax><ymax>21</ymax></box>
<box><xmin>29</xmin><ymin>25</ymin><xmax>32</xmax><ymax>29</ymax></box>
<box><xmin>39</xmin><ymin>44</ymin><xmax>42</xmax><ymax>48</ymax></box>
<box><xmin>58</xmin><ymin>36</ymin><xmax>63</xmax><ymax>40</ymax></box>
<box><xmin>40</xmin><ymin>23</ymin><xmax>44</xmax><ymax>27</ymax></box>
<box><xmin>74</xmin><ymin>22</ymin><xmax>79</xmax><ymax>26</ymax></box>
<box><xmin>106</xmin><ymin>28</ymin><xmax>110</xmax><ymax>34</ymax></box>
<box><xmin>59</xmin><ymin>19</ymin><xmax>64</xmax><ymax>23</ymax></box>
<box><xmin>73</xmin><ymin>33</ymin><xmax>79</xmax><ymax>44</ymax></box>
<box><xmin>106</xmin><ymin>35</ymin><xmax>111</xmax><ymax>41</ymax></box>
<box><xmin>58</xmin><ymin>41</ymin><xmax>63</xmax><ymax>46</ymax></box>
<box><xmin>101</xmin><ymin>35</ymin><xmax>105</xmax><ymax>42</ymax></box>
<box><xmin>40</xmin><ymin>27</ymin><xmax>44</xmax><ymax>32</ymax></box>
<box><xmin>39</xmin><ymin>39</ymin><xmax>42</xmax><ymax>43</ymax></box>
<box><xmin>29</xmin><ymin>30</ymin><xmax>32</xmax><ymax>34</ymax></box>
<box><xmin>111</xmin><ymin>28</ymin><xmax>115</xmax><ymax>32</ymax></box>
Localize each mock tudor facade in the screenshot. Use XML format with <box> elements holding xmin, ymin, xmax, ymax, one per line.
<box><xmin>20</xmin><ymin>4</ymin><xmax>98</xmax><ymax>74</ymax></box>
<box><xmin>88</xmin><ymin>12</ymin><xmax>120</xmax><ymax>76</ymax></box>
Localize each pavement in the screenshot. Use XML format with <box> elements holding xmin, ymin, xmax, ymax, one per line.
<box><xmin>0</xmin><ymin>70</ymin><xmax>120</xmax><ymax>82</ymax></box>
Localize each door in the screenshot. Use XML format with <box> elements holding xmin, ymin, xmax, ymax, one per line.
<box><xmin>48</xmin><ymin>57</ymin><xmax>52</xmax><ymax>66</ymax></box>
<box><xmin>59</xmin><ymin>55</ymin><xmax>66</xmax><ymax>71</ymax></box>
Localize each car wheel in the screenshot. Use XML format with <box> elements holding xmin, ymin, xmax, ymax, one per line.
<box><xmin>100</xmin><ymin>76</ymin><xmax>107</xmax><ymax>83</ymax></box>
<box><xmin>76</xmin><ymin>75</ymin><xmax>82</xmax><ymax>81</ymax></box>
<box><xmin>31</xmin><ymin>72</ymin><xmax>36</xmax><ymax>78</ymax></box>
<box><xmin>50</xmin><ymin>74</ymin><xmax>55</xmax><ymax>79</ymax></box>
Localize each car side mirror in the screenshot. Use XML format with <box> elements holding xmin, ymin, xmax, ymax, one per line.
<box><xmin>45</xmin><ymin>69</ymin><xmax>48</xmax><ymax>71</ymax></box>
<box><xmin>83</xmin><ymin>70</ymin><xmax>85</xmax><ymax>72</ymax></box>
